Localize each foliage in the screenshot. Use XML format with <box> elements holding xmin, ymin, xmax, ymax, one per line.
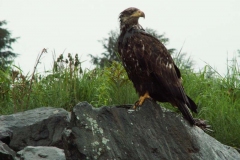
<box><xmin>181</xmin><ymin>61</ymin><xmax>240</xmax><ymax>148</ymax></box>
<box><xmin>0</xmin><ymin>20</ymin><xmax>19</xmax><ymax>70</ymax></box>
<box><xmin>1</xmin><ymin>50</ymin><xmax>240</xmax><ymax>149</ymax></box>
<box><xmin>171</xmin><ymin>51</ymin><xmax>194</xmax><ymax>70</ymax></box>
<box><xmin>0</xmin><ymin>53</ymin><xmax>137</xmax><ymax>113</ymax></box>
<box><xmin>89</xmin><ymin>29</ymin><xmax>120</xmax><ymax>68</ymax></box>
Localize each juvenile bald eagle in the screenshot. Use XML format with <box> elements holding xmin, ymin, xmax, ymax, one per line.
<box><xmin>117</xmin><ymin>7</ymin><xmax>199</xmax><ymax>126</ymax></box>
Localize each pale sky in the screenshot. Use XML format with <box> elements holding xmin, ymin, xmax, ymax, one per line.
<box><xmin>1</xmin><ymin>0</ymin><xmax>240</xmax><ymax>75</ymax></box>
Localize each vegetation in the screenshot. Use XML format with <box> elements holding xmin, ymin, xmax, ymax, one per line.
<box><xmin>1</xmin><ymin>51</ymin><xmax>240</xmax><ymax>149</ymax></box>
<box><xmin>0</xmin><ymin>20</ymin><xmax>19</xmax><ymax>70</ymax></box>
<box><xmin>181</xmin><ymin>63</ymin><xmax>240</xmax><ymax>149</ymax></box>
<box><xmin>0</xmin><ymin>51</ymin><xmax>137</xmax><ymax>113</ymax></box>
<box><xmin>0</xmin><ymin>26</ymin><xmax>239</xmax><ymax>149</ymax></box>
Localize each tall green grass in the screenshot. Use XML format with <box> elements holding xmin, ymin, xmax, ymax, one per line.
<box><xmin>182</xmin><ymin>59</ymin><xmax>240</xmax><ymax>148</ymax></box>
<box><xmin>0</xmin><ymin>52</ymin><xmax>137</xmax><ymax>113</ymax></box>
<box><xmin>0</xmin><ymin>52</ymin><xmax>239</xmax><ymax>149</ymax></box>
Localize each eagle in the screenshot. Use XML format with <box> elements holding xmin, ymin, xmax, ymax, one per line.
<box><xmin>118</xmin><ymin>7</ymin><xmax>206</xmax><ymax>128</ymax></box>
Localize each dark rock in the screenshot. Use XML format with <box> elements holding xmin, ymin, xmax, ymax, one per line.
<box><xmin>1</xmin><ymin>101</ymin><xmax>239</xmax><ymax>160</ymax></box>
<box><xmin>62</xmin><ymin>100</ymin><xmax>240</xmax><ymax>160</ymax></box>
<box><xmin>15</xmin><ymin>146</ymin><xmax>65</xmax><ymax>160</ymax></box>
<box><xmin>0</xmin><ymin>107</ymin><xmax>70</xmax><ymax>151</ymax></box>
<box><xmin>0</xmin><ymin>141</ymin><xmax>16</xmax><ymax>160</ymax></box>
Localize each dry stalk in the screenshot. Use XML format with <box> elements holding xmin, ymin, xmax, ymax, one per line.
<box><xmin>26</xmin><ymin>48</ymin><xmax>47</xmax><ymax>109</ymax></box>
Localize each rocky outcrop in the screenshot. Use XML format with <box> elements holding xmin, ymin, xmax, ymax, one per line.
<box><xmin>0</xmin><ymin>101</ymin><xmax>239</xmax><ymax>160</ymax></box>
<box><xmin>0</xmin><ymin>107</ymin><xmax>69</xmax><ymax>151</ymax></box>
<box><xmin>62</xmin><ymin>100</ymin><xmax>240</xmax><ymax>160</ymax></box>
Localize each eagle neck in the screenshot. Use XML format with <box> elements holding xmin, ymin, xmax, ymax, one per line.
<box><xmin>120</xmin><ymin>23</ymin><xmax>143</xmax><ymax>34</ymax></box>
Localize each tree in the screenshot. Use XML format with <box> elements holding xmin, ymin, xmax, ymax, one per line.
<box><xmin>90</xmin><ymin>28</ymin><xmax>193</xmax><ymax>69</ymax></box>
<box><xmin>0</xmin><ymin>20</ymin><xmax>18</xmax><ymax>70</ymax></box>
<box><xmin>89</xmin><ymin>29</ymin><xmax>120</xmax><ymax>68</ymax></box>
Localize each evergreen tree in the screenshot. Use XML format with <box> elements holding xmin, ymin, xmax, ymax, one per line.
<box><xmin>89</xmin><ymin>29</ymin><xmax>120</xmax><ymax>68</ymax></box>
<box><xmin>0</xmin><ymin>20</ymin><xmax>19</xmax><ymax>70</ymax></box>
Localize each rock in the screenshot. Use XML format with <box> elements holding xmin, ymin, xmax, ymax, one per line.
<box><xmin>0</xmin><ymin>107</ymin><xmax>70</xmax><ymax>151</ymax></box>
<box><xmin>1</xmin><ymin>101</ymin><xmax>239</xmax><ymax>160</ymax></box>
<box><xmin>0</xmin><ymin>141</ymin><xmax>16</xmax><ymax>160</ymax></box>
<box><xmin>62</xmin><ymin>100</ymin><xmax>240</xmax><ymax>160</ymax></box>
<box><xmin>15</xmin><ymin>146</ymin><xmax>65</xmax><ymax>160</ymax></box>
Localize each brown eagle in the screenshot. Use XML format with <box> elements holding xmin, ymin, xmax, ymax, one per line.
<box><xmin>117</xmin><ymin>7</ymin><xmax>200</xmax><ymax>126</ymax></box>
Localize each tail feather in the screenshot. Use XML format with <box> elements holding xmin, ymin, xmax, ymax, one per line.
<box><xmin>176</xmin><ymin>101</ymin><xmax>195</xmax><ymax>125</ymax></box>
<box><xmin>186</xmin><ymin>96</ymin><xmax>198</xmax><ymax>113</ymax></box>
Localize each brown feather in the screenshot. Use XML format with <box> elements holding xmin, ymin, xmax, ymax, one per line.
<box><xmin>118</xmin><ymin>7</ymin><xmax>197</xmax><ymax>125</ymax></box>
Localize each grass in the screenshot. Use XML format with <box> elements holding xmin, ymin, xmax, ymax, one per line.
<box><xmin>0</xmin><ymin>51</ymin><xmax>240</xmax><ymax>149</ymax></box>
<box><xmin>181</xmin><ymin>65</ymin><xmax>240</xmax><ymax>148</ymax></box>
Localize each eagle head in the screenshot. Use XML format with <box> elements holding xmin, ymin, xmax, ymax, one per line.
<box><xmin>119</xmin><ymin>7</ymin><xmax>145</xmax><ymax>26</ymax></box>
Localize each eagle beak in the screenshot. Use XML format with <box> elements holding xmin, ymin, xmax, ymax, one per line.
<box><xmin>131</xmin><ymin>10</ymin><xmax>145</xmax><ymax>18</ymax></box>
<box><xmin>140</xmin><ymin>11</ymin><xmax>145</xmax><ymax>18</ymax></box>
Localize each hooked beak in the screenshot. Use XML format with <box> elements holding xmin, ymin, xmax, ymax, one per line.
<box><xmin>131</xmin><ymin>10</ymin><xmax>145</xmax><ymax>18</ymax></box>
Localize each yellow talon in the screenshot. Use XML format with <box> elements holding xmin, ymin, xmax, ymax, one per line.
<box><xmin>133</xmin><ymin>92</ymin><xmax>151</xmax><ymax>109</ymax></box>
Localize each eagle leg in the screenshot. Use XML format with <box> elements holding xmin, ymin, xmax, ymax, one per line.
<box><xmin>133</xmin><ymin>92</ymin><xmax>151</xmax><ymax>109</ymax></box>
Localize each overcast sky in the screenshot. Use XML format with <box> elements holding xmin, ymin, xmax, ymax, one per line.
<box><xmin>1</xmin><ymin>0</ymin><xmax>240</xmax><ymax>75</ymax></box>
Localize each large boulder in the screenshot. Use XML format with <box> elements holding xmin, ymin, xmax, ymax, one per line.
<box><xmin>0</xmin><ymin>107</ymin><xmax>70</xmax><ymax>151</ymax></box>
<box><xmin>62</xmin><ymin>100</ymin><xmax>240</xmax><ymax>160</ymax></box>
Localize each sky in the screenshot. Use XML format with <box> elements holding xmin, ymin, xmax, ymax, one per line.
<box><xmin>1</xmin><ymin>0</ymin><xmax>240</xmax><ymax>75</ymax></box>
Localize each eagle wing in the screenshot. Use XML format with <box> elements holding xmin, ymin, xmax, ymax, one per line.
<box><xmin>126</xmin><ymin>31</ymin><xmax>196</xmax><ymax>123</ymax></box>
<box><xmin>129</xmin><ymin>32</ymin><xmax>185</xmax><ymax>100</ymax></box>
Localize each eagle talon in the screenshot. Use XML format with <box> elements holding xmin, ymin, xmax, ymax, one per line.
<box><xmin>133</xmin><ymin>92</ymin><xmax>151</xmax><ymax>109</ymax></box>
<box><xmin>194</xmin><ymin>118</ymin><xmax>213</xmax><ymax>132</ymax></box>
<box><xmin>133</xmin><ymin>100</ymin><xmax>141</xmax><ymax>110</ymax></box>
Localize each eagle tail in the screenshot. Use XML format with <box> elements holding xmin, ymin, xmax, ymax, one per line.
<box><xmin>186</xmin><ymin>96</ymin><xmax>198</xmax><ymax>113</ymax></box>
<box><xmin>176</xmin><ymin>101</ymin><xmax>196</xmax><ymax>125</ymax></box>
